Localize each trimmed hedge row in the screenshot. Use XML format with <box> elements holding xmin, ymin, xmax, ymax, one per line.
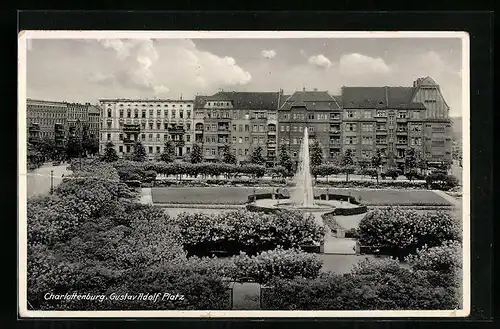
<box><xmin>358</xmin><ymin>207</ymin><xmax>461</xmax><ymax>259</ymax></box>
<box><xmin>174</xmin><ymin>210</ymin><xmax>326</xmax><ymax>257</ymax></box>
<box><xmin>187</xmin><ymin>248</ymin><xmax>323</xmax><ymax>284</ymax></box>
<box><xmin>261</xmin><ymin>254</ymin><xmax>461</xmax><ymax>310</ymax></box>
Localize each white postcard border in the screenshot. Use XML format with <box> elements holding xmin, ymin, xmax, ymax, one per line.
<box><xmin>17</xmin><ymin>30</ymin><xmax>471</xmax><ymax>318</ymax></box>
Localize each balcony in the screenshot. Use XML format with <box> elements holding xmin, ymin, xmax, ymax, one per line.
<box><xmin>168</xmin><ymin>126</ymin><xmax>185</xmax><ymax>134</ymax></box>
<box><xmin>396</xmin><ymin>129</ymin><xmax>408</xmax><ymax>135</ymax></box>
<box><xmin>397</xmin><ymin>117</ymin><xmax>408</xmax><ymax>122</ymax></box>
<box><xmin>123</xmin><ymin>124</ymin><xmax>140</xmax><ymax>133</ymax></box>
<box><xmin>195</xmin><ymin>130</ymin><xmax>204</xmax><ymax>135</ymax></box>
<box><xmin>267</xmin><ymin>130</ymin><xmax>276</xmax><ymax>135</ymax></box>
<box><xmin>217</xmin><ymin>128</ymin><xmax>230</xmax><ymax>134</ymax></box>
<box><xmin>123</xmin><ymin>138</ymin><xmax>137</xmax><ymax>144</ymax></box>
<box><xmin>329</xmin><ymin>130</ymin><xmax>341</xmax><ymax>134</ymax></box>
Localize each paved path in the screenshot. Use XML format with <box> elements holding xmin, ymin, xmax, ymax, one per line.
<box><xmin>140</xmin><ymin>188</ymin><xmax>153</xmax><ymax>205</ymax></box>
<box><xmin>26</xmin><ymin>164</ymin><xmax>71</xmax><ymax>198</ymax></box>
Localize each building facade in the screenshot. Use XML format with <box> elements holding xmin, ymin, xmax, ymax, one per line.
<box><xmin>87</xmin><ymin>105</ymin><xmax>101</xmax><ymax>141</ymax></box>
<box><xmin>98</xmin><ymin>98</ymin><xmax>195</xmax><ymax>160</ymax></box>
<box><xmin>193</xmin><ymin>91</ymin><xmax>283</xmax><ymax>166</ymax></box>
<box><xmin>278</xmin><ymin>89</ymin><xmax>342</xmax><ymax>166</ymax></box>
<box><xmin>26</xmin><ymin>99</ymin><xmax>68</xmax><ymax>148</ymax></box>
<box><xmin>340</xmin><ymin>77</ymin><xmax>452</xmax><ymax>169</ymax></box>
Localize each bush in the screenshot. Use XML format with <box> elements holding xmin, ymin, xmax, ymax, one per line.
<box><xmin>358</xmin><ymin>207</ymin><xmax>461</xmax><ymax>258</ymax></box>
<box><xmin>175</xmin><ymin>210</ymin><xmax>325</xmax><ymax>256</ymax></box>
<box><xmin>262</xmin><ymin>257</ymin><xmax>461</xmax><ymax>310</ymax></box>
<box><xmin>344</xmin><ymin>228</ymin><xmax>359</xmax><ymax>238</ymax></box>
<box><xmin>383</xmin><ymin>167</ymin><xmax>402</xmax><ymax>180</ymax></box>
<box><xmin>359</xmin><ymin>168</ymin><xmax>378</xmax><ymax>178</ymax></box>
<box><xmin>270</xmin><ymin>165</ymin><xmax>288</xmax><ymax>179</ymax></box>
<box><xmin>406</xmin><ymin>240</ymin><xmax>462</xmax><ymax>274</ymax></box>
<box><xmin>426</xmin><ymin>173</ymin><xmax>459</xmax><ymax>191</ymax></box>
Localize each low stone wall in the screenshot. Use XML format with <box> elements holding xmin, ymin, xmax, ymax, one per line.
<box><xmin>247</xmin><ymin>192</ymin><xmax>368</xmax><ymax>216</ymax></box>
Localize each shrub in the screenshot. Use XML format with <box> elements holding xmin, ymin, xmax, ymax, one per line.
<box><xmin>270</xmin><ymin>165</ymin><xmax>288</xmax><ymax>179</ymax></box>
<box><xmin>175</xmin><ymin>210</ymin><xmax>325</xmax><ymax>256</ymax></box>
<box><xmin>231</xmin><ymin>248</ymin><xmax>323</xmax><ymax>284</ymax></box>
<box><xmin>359</xmin><ymin>168</ymin><xmax>378</xmax><ymax>178</ymax></box>
<box><xmin>426</xmin><ymin>173</ymin><xmax>459</xmax><ymax>191</ymax></box>
<box><xmin>384</xmin><ymin>167</ymin><xmax>402</xmax><ymax>180</ymax></box>
<box><xmin>406</xmin><ymin>240</ymin><xmax>462</xmax><ymax>273</ymax></box>
<box><xmin>344</xmin><ymin>228</ymin><xmax>359</xmax><ymax>239</ymax></box>
<box><xmin>358</xmin><ymin>207</ymin><xmax>461</xmax><ymax>258</ymax></box>
<box><xmin>262</xmin><ymin>258</ymin><xmax>461</xmax><ymax>310</ymax></box>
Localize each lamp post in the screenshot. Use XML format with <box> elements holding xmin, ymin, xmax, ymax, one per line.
<box><xmin>50</xmin><ymin>170</ymin><xmax>54</xmax><ymax>194</ymax></box>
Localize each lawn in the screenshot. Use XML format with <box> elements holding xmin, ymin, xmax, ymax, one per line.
<box><xmin>151</xmin><ymin>187</ymin><xmax>452</xmax><ymax>206</ymax></box>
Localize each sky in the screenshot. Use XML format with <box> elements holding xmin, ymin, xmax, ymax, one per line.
<box><xmin>26</xmin><ymin>37</ymin><xmax>464</xmax><ymax>116</ymax></box>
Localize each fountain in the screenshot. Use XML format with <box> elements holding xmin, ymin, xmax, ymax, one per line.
<box><xmin>246</xmin><ymin>125</ymin><xmax>367</xmax><ymax>216</ymax></box>
<box><xmin>290</xmin><ymin>127</ymin><xmax>315</xmax><ymax>208</ymax></box>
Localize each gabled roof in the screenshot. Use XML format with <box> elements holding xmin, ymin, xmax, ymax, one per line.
<box><xmin>279</xmin><ymin>91</ymin><xmax>341</xmax><ymax>111</ymax></box>
<box><xmin>341</xmin><ymin>87</ymin><xmax>388</xmax><ymax>108</ymax></box>
<box><xmin>342</xmin><ymin>86</ymin><xmax>426</xmax><ymax>109</ymax></box>
<box><xmin>213</xmin><ymin>91</ymin><xmax>281</xmax><ymax>109</ymax></box>
<box><xmin>87</xmin><ymin>105</ymin><xmax>101</xmax><ymax>114</ymax></box>
<box><xmin>193</xmin><ymin>95</ymin><xmax>209</xmax><ymax>108</ymax></box>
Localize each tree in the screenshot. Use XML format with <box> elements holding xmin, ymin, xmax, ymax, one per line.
<box><xmin>250</xmin><ymin>146</ymin><xmax>266</xmax><ymax>166</ymax></box>
<box><xmin>102</xmin><ymin>142</ymin><xmax>119</xmax><ymax>162</ymax></box>
<box><xmin>190</xmin><ymin>143</ymin><xmax>204</xmax><ymax>164</ymax></box>
<box><xmin>279</xmin><ymin>145</ymin><xmax>293</xmax><ymax>177</ymax></box>
<box><xmin>65</xmin><ymin>136</ymin><xmax>81</xmax><ymax>161</ymax></box>
<box><xmin>405</xmin><ymin>148</ymin><xmax>418</xmax><ymax>181</ymax></box>
<box><xmin>38</xmin><ymin>136</ymin><xmax>56</xmax><ymax>161</ymax></box>
<box><xmin>160</xmin><ymin>139</ymin><xmax>176</xmax><ymax>163</ymax></box>
<box><xmin>309</xmin><ymin>140</ymin><xmax>323</xmax><ymax>168</ymax></box>
<box><xmin>341</xmin><ymin>149</ymin><xmax>355</xmax><ymax>182</ymax></box>
<box><xmin>386</xmin><ymin>151</ymin><xmax>396</xmax><ymax>168</ymax></box>
<box><xmin>371</xmin><ymin>149</ymin><xmax>383</xmax><ymax>184</ymax></box>
<box><xmin>221</xmin><ymin>144</ymin><xmax>237</xmax><ymax>165</ymax></box>
<box><xmin>132</xmin><ymin>141</ymin><xmax>147</xmax><ymax>162</ymax></box>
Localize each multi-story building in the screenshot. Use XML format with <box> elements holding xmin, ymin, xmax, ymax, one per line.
<box><xmin>26</xmin><ymin>99</ymin><xmax>68</xmax><ymax>148</ymax></box>
<box><xmin>278</xmin><ymin>88</ymin><xmax>342</xmax><ymax>166</ymax></box>
<box><xmin>193</xmin><ymin>91</ymin><xmax>283</xmax><ymax>166</ymax></box>
<box><xmin>340</xmin><ymin>76</ymin><xmax>452</xmax><ymax>170</ymax></box>
<box><xmin>98</xmin><ymin>98</ymin><xmax>195</xmax><ymax>160</ymax></box>
<box><xmin>87</xmin><ymin>104</ymin><xmax>101</xmax><ymax>142</ymax></box>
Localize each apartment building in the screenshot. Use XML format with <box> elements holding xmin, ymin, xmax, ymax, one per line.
<box><xmin>193</xmin><ymin>91</ymin><xmax>283</xmax><ymax>166</ymax></box>
<box><xmin>87</xmin><ymin>105</ymin><xmax>101</xmax><ymax>141</ymax></box>
<box><xmin>98</xmin><ymin>98</ymin><xmax>194</xmax><ymax>160</ymax></box>
<box><xmin>278</xmin><ymin>88</ymin><xmax>342</xmax><ymax>165</ymax></box>
<box><xmin>26</xmin><ymin>99</ymin><xmax>68</xmax><ymax>148</ymax></box>
<box><xmin>340</xmin><ymin>76</ymin><xmax>452</xmax><ymax>169</ymax></box>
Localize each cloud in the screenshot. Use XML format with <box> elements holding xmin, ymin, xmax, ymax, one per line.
<box><xmin>339</xmin><ymin>53</ymin><xmax>391</xmax><ymax>76</ymax></box>
<box><xmin>89</xmin><ymin>38</ymin><xmax>251</xmax><ymax>96</ymax></box>
<box><xmin>261</xmin><ymin>49</ymin><xmax>276</xmax><ymax>59</ymax></box>
<box><xmin>308</xmin><ymin>54</ymin><xmax>332</xmax><ymax>69</ymax></box>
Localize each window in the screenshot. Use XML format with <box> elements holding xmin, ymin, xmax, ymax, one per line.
<box><xmin>244</xmin><ymin>137</ymin><xmax>249</xmax><ymax>143</ymax></box>
<box><xmin>253</xmin><ymin>125</ymin><xmax>258</xmax><ymax>132</ymax></box>
<box><xmin>211</xmin><ymin>149</ymin><xmax>216</xmax><ymax>156</ymax></box>
<box><xmin>308</xmin><ymin>114</ymin><xmax>315</xmax><ymax>120</ymax></box>
<box><xmin>232</xmin><ymin>136</ymin><xmax>237</xmax><ymax>144</ymax></box>
<box><xmin>280</xmin><ymin>125</ymin><xmax>285</xmax><ymax>132</ymax></box>
<box><xmin>107</xmin><ymin>109</ymin><xmax>111</xmax><ymax>117</ymax></box>
<box><xmin>259</xmin><ymin>136</ymin><xmax>264</xmax><ymax>144</ymax></box>
<box><xmin>119</xmin><ymin>109</ymin><xmax>124</xmax><ymax>118</ymax></box>
<box><xmin>259</xmin><ymin>125</ymin><xmax>264</xmax><ymax>132</ymax></box>
<box><xmin>292</xmin><ymin>138</ymin><xmax>297</xmax><ymax>145</ymax></box>
<box><xmin>238</xmin><ymin>124</ymin><xmax>242</xmax><ymax>132</ymax></box>
<box><xmin>398</xmin><ymin>111</ymin><xmax>407</xmax><ymax>119</ymax></box>
<box><xmin>411</xmin><ymin>137</ymin><xmax>422</xmax><ymax>146</ymax></box>
<box><xmin>119</xmin><ymin>146</ymin><xmax>123</xmax><ymax>152</ymax></box>
<box><xmin>134</xmin><ymin>110</ymin><xmax>139</xmax><ymax>118</ymax></box>
<box><xmin>286</xmin><ymin>125</ymin><xmax>290</xmax><ymax>132</ymax></box>
<box><xmin>362</xmin><ymin>150</ymin><xmax>372</xmax><ymax>158</ymax></box>
<box><xmin>119</xmin><ymin>133</ymin><xmax>123</xmax><ymax>140</ymax></box>
<box><xmin>299</xmin><ymin>126</ymin><xmax>303</xmax><ymax>132</ymax></box>
<box><xmin>180</xmin><ymin>111</ymin><xmax>184</xmax><ymax>119</ymax></box>
<box><xmin>156</xmin><ymin>146</ymin><xmax>161</xmax><ymax>153</ymax></box>
<box><xmin>292</xmin><ymin>126</ymin><xmax>298</xmax><ymax>132</ymax></box>
<box><xmin>362</xmin><ymin>123</ymin><xmax>373</xmax><ymax>132</ymax></box>
<box><xmin>148</xmin><ymin>147</ymin><xmax>153</xmax><ymax>153</ymax></box>
<box><xmin>347</xmin><ymin>111</ymin><xmax>355</xmax><ymax>118</ymax></box>
<box><xmin>107</xmin><ymin>122</ymin><xmax>112</xmax><ymax>129</ymax></box>
<box><xmin>412</xmin><ymin>111</ymin><xmax>421</xmax><ymax>119</ymax></box>
<box><xmin>376</xmin><ymin>110</ymin><xmax>386</xmax><ymax>117</ymax></box>
<box><xmin>157</xmin><ymin>110</ymin><xmax>161</xmax><ymax>116</ymax></box>
<box><xmin>346</xmin><ymin>123</ymin><xmax>356</xmax><ymax>131</ymax></box>
<box><xmin>283</xmin><ymin>113</ymin><xmax>289</xmax><ymax>119</ymax></box>
<box><xmin>239</xmin><ymin>137</ymin><xmax>242</xmax><ymax>144</ymax></box>
<box><xmin>107</xmin><ymin>133</ymin><xmax>111</xmax><ymax>141</ymax></box>
<box><xmin>345</xmin><ymin>136</ymin><xmax>357</xmax><ymax>144</ymax></box>
<box><xmin>126</xmin><ymin>145</ymin><xmax>131</xmax><ymax>153</ymax></box>
<box><xmin>172</xmin><ymin>110</ymin><xmax>176</xmax><ymax>118</ymax></box>
<box><xmin>362</xmin><ymin>136</ymin><xmax>373</xmax><ymax>145</ymax></box>
<box><xmin>363</xmin><ymin>110</ymin><xmax>372</xmax><ymax>118</ymax></box>
<box><xmin>388</xmin><ymin>115</ymin><xmax>395</xmax><ymax>124</ymax></box>
<box><xmin>233</xmin><ymin>124</ymin><xmax>237</xmax><ymax>131</ymax></box>
<box><xmin>206</xmin><ymin>125</ymin><xmax>210</xmax><ymax>131</ymax></box>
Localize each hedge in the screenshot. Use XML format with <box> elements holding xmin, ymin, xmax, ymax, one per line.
<box><xmin>261</xmin><ymin>257</ymin><xmax>461</xmax><ymax>310</ymax></box>
<box><xmin>187</xmin><ymin>248</ymin><xmax>323</xmax><ymax>285</ymax></box>
<box><xmin>358</xmin><ymin>207</ymin><xmax>461</xmax><ymax>259</ymax></box>
<box><xmin>175</xmin><ymin>210</ymin><xmax>325</xmax><ymax>257</ymax></box>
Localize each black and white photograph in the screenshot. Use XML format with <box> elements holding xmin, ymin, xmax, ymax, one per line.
<box><xmin>18</xmin><ymin>31</ymin><xmax>469</xmax><ymax>317</ymax></box>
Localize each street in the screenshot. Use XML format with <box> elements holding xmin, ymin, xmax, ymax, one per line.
<box><xmin>26</xmin><ymin>163</ymin><xmax>72</xmax><ymax>198</ymax></box>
